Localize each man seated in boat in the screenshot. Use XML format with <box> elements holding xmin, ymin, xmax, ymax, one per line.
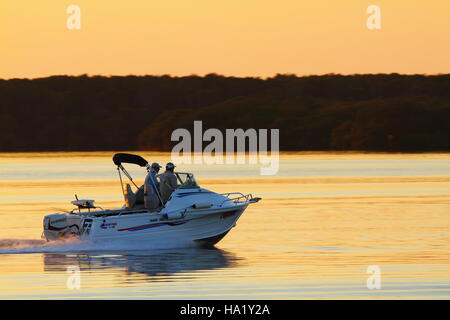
<box><xmin>159</xmin><ymin>162</ymin><xmax>179</xmax><ymax>204</ymax></box>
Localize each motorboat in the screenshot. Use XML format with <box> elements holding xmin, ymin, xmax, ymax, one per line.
<box><xmin>42</xmin><ymin>153</ymin><xmax>261</xmax><ymax>247</ymax></box>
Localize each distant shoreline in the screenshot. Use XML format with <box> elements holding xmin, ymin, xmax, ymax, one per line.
<box><xmin>1</xmin><ymin>74</ymin><xmax>449</xmax><ymax>153</ymax></box>
<box><xmin>1</xmin><ymin>72</ymin><xmax>449</xmax><ymax>81</ymax></box>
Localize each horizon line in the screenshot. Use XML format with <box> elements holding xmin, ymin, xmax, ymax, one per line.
<box><xmin>2</xmin><ymin>72</ymin><xmax>450</xmax><ymax>81</ymax></box>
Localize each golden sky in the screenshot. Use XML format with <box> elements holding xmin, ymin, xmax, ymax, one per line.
<box><xmin>0</xmin><ymin>0</ymin><xmax>449</xmax><ymax>79</ymax></box>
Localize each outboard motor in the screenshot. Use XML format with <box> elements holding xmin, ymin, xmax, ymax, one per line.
<box><xmin>43</xmin><ymin>213</ymin><xmax>81</xmax><ymax>241</ymax></box>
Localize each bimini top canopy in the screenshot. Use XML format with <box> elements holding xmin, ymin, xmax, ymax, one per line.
<box><xmin>112</xmin><ymin>153</ymin><xmax>148</xmax><ymax>167</ymax></box>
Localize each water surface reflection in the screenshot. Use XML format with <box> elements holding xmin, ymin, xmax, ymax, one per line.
<box><xmin>43</xmin><ymin>248</ymin><xmax>244</xmax><ymax>282</ymax></box>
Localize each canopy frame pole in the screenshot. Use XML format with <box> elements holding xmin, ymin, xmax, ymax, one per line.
<box><xmin>119</xmin><ymin>164</ymin><xmax>139</xmax><ymax>189</ymax></box>
<box><xmin>117</xmin><ymin>166</ymin><xmax>126</xmax><ymax>199</ymax></box>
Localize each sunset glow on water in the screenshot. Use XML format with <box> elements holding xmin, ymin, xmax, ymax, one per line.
<box><xmin>0</xmin><ymin>152</ymin><xmax>449</xmax><ymax>299</ymax></box>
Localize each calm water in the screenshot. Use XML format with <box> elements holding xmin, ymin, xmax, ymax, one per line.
<box><xmin>0</xmin><ymin>152</ymin><xmax>449</xmax><ymax>299</ymax></box>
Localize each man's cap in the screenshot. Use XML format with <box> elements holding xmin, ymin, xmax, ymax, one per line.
<box><xmin>151</xmin><ymin>162</ymin><xmax>162</xmax><ymax>168</ymax></box>
<box><xmin>166</xmin><ymin>162</ymin><xmax>176</xmax><ymax>169</ymax></box>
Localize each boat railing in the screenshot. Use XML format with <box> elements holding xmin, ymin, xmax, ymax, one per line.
<box><xmin>84</xmin><ymin>192</ymin><xmax>260</xmax><ymax>217</ymax></box>
<box><xmin>219</xmin><ymin>192</ymin><xmax>256</xmax><ymax>207</ymax></box>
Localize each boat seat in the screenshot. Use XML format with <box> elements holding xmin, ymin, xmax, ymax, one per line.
<box><xmin>124</xmin><ymin>184</ymin><xmax>136</xmax><ymax>209</ymax></box>
<box><xmin>135</xmin><ymin>185</ymin><xmax>145</xmax><ymax>204</ymax></box>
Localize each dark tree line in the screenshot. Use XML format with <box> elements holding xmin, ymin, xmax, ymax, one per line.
<box><xmin>0</xmin><ymin>73</ymin><xmax>449</xmax><ymax>152</ymax></box>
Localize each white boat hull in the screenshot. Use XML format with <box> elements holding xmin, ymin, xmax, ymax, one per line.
<box><xmin>80</xmin><ymin>205</ymin><xmax>247</xmax><ymax>247</ymax></box>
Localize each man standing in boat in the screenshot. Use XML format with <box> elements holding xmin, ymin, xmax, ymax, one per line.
<box><xmin>160</xmin><ymin>162</ymin><xmax>179</xmax><ymax>204</ymax></box>
<box><xmin>144</xmin><ymin>162</ymin><xmax>162</xmax><ymax>209</ymax></box>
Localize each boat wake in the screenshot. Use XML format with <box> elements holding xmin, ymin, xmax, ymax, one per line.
<box><xmin>0</xmin><ymin>237</ymin><xmax>197</xmax><ymax>254</ymax></box>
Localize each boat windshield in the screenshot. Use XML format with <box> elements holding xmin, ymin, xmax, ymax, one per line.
<box><xmin>175</xmin><ymin>172</ymin><xmax>199</xmax><ymax>189</ymax></box>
